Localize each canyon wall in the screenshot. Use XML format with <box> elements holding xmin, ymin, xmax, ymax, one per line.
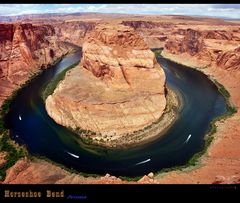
<box><xmin>0</xmin><ymin>23</ymin><xmax>73</xmax><ymax>106</ymax></box>
<box><xmin>156</xmin><ymin>22</ymin><xmax>240</xmax><ymax>184</ymax></box>
<box><xmin>216</xmin><ymin>47</ymin><xmax>240</xmax><ymax>71</ymax></box>
<box><xmin>46</xmin><ymin>23</ymin><xmax>166</xmax><ymax>145</ymax></box>
<box><xmin>53</xmin><ymin>21</ymin><xmax>96</xmax><ymax>47</ymax></box>
<box><xmin>1</xmin><ymin>15</ymin><xmax>240</xmax><ymax>183</ymax></box>
<box><xmin>162</xmin><ymin>25</ymin><xmax>240</xmax><ymax>68</ymax></box>
<box><xmin>122</xmin><ymin>20</ymin><xmax>173</xmax><ymax>49</ymax></box>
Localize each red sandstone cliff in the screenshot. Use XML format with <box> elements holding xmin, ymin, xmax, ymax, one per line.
<box><xmin>163</xmin><ymin>26</ymin><xmax>240</xmax><ymax>69</ymax></box>
<box><xmin>216</xmin><ymin>47</ymin><xmax>240</xmax><ymax>71</ymax></box>
<box><xmin>0</xmin><ymin>23</ymin><xmax>73</xmax><ymax>106</ymax></box>
<box><xmin>121</xmin><ymin>20</ymin><xmax>173</xmax><ymax>49</ymax></box>
<box><xmin>46</xmin><ymin>23</ymin><xmax>167</xmax><ymax>146</ymax></box>
<box><xmin>159</xmin><ymin>22</ymin><xmax>240</xmax><ymax>184</ymax></box>
<box><xmin>1</xmin><ymin>15</ymin><xmax>240</xmax><ymax>184</ymax></box>
<box><xmin>54</xmin><ymin>21</ymin><xmax>96</xmax><ymax>47</ymax></box>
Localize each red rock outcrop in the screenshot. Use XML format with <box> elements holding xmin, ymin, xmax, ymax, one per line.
<box><xmin>164</xmin><ymin>29</ymin><xmax>216</xmax><ymax>68</ymax></box>
<box><xmin>166</xmin><ymin>29</ymin><xmax>204</xmax><ymax>56</ymax></box>
<box><xmin>122</xmin><ymin>20</ymin><xmax>162</xmax><ymax>29</ymax></box>
<box><xmin>158</xmin><ymin>21</ymin><xmax>240</xmax><ymax>184</ymax></box>
<box><xmin>2</xmin><ymin>15</ymin><xmax>240</xmax><ymax>184</ymax></box>
<box><xmin>54</xmin><ymin>21</ymin><xmax>96</xmax><ymax>47</ymax></box>
<box><xmin>202</xmin><ymin>30</ymin><xmax>240</xmax><ymax>41</ymax></box>
<box><xmin>46</xmin><ymin>23</ymin><xmax>167</xmax><ymax>147</ymax></box>
<box><xmin>121</xmin><ymin>20</ymin><xmax>174</xmax><ymax>49</ymax></box>
<box><xmin>216</xmin><ymin>47</ymin><xmax>240</xmax><ymax>71</ymax></box>
<box><xmin>0</xmin><ymin>23</ymin><xmax>73</xmax><ymax>106</ymax></box>
<box><xmin>2</xmin><ymin>158</ymin><xmax>156</xmax><ymax>184</ymax></box>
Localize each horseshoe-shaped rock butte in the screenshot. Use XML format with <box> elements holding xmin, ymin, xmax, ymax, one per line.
<box><xmin>45</xmin><ymin>23</ymin><xmax>178</xmax><ymax>148</ymax></box>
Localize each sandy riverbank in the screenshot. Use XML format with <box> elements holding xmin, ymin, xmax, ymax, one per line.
<box><xmin>2</xmin><ymin>53</ymin><xmax>238</xmax><ymax>184</ymax></box>
<box><xmin>153</xmin><ymin>52</ymin><xmax>240</xmax><ymax>184</ymax></box>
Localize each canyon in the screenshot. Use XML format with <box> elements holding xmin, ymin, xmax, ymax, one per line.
<box><xmin>53</xmin><ymin>21</ymin><xmax>96</xmax><ymax>47</ymax></box>
<box><xmin>0</xmin><ymin>23</ymin><xmax>74</xmax><ymax>107</ymax></box>
<box><xmin>45</xmin><ymin>23</ymin><xmax>170</xmax><ymax>148</ymax></box>
<box><xmin>0</xmin><ymin>13</ymin><xmax>240</xmax><ymax>184</ymax></box>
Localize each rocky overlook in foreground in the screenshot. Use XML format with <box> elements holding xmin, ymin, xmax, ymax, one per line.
<box><xmin>2</xmin><ymin>15</ymin><xmax>240</xmax><ymax>184</ymax></box>
<box><xmin>46</xmin><ymin>23</ymin><xmax>169</xmax><ymax>147</ymax></box>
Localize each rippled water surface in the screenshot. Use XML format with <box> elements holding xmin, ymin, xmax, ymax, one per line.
<box><xmin>5</xmin><ymin>51</ymin><xmax>227</xmax><ymax>176</ymax></box>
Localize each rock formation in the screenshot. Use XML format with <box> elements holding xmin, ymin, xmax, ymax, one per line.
<box><xmin>157</xmin><ymin>20</ymin><xmax>240</xmax><ymax>184</ymax></box>
<box><xmin>46</xmin><ymin>23</ymin><xmax>166</xmax><ymax>146</ymax></box>
<box><xmin>202</xmin><ymin>30</ymin><xmax>240</xmax><ymax>41</ymax></box>
<box><xmin>54</xmin><ymin>21</ymin><xmax>96</xmax><ymax>47</ymax></box>
<box><xmin>216</xmin><ymin>47</ymin><xmax>240</xmax><ymax>71</ymax></box>
<box><xmin>166</xmin><ymin>29</ymin><xmax>204</xmax><ymax>55</ymax></box>
<box><xmin>122</xmin><ymin>20</ymin><xmax>173</xmax><ymax>49</ymax></box>
<box><xmin>2</xmin><ymin>158</ymin><xmax>159</xmax><ymax>184</ymax></box>
<box><xmin>0</xmin><ymin>23</ymin><xmax>73</xmax><ymax>106</ymax></box>
<box><xmin>164</xmin><ymin>28</ymin><xmax>216</xmax><ymax>67</ymax></box>
<box><xmin>1</xmin><ymin>14</ymin><xmax>240</xmax><ymax>184</ymax></box>
<box><xmin>162</xmin><ymin>26</ymin><xmax>240</xmax><ymax>68</ymax></box>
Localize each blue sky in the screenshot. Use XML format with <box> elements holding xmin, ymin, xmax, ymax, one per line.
<box><xmin>0</xmin><ymin>4</ymin><xmax>239</xmax><ymax>19</ymax></box>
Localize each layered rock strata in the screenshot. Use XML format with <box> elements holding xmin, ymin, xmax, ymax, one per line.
<box><xmin>54</xmin><ymin>21</ymin><xmax>96</xmax><ymax>47</ymax></box>
<box><xmin>157</xmin><ymin>25</ymin><xmax>240</xmax><ymax>184</ymax></box>
<box><xmin>162</xmin><ymin>27</ymin><xmax>240</xmax><ymax>68</ymax></box>
<box><xmin>46</xmin><ymin>23</ymin><xmax>168</xmax><ymax>147</ymax></box>
<box><xmin>0</xmin><ymin>23</ymin><xmax>73</xmax><ymax>106</ymax></box>
<box><xmin>216</xmin><ymin>47</ymin><xmax>240</xmax><ymax>71</ymax></box>
<box><xmin>2</xmin><ymin>16</ymin><xmax>240</xmax><ymax>183</ymax></box>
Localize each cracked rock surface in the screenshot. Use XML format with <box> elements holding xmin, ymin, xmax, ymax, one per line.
<box><xmin>46</xmin><ymin>23</ymin><xmax>166</xmax><ymax>137</ymax></box>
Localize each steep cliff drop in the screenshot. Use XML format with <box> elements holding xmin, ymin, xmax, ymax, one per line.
<box><xmin>1</xmin><ymin>15</ymin><xmax>240</xmax><ymax>184</ymax></box>
<box><xmin>0</xmin><ymin>23</ymin><xmax>74</xmax><ymax>106</ymax></box>
<box><xmin>54</xmin><ymin>21</ymin><xmax>96</xmax><ymax>47</ymax></box>
<box><xmin>46</xmin><ymin>23</ymin><xmax>175</xmax><ymax>148</ymax></box>
<box><xmin>156</xmin><ymin>26</ymin><xmax>240</xmax><ymax>184</ymax></box>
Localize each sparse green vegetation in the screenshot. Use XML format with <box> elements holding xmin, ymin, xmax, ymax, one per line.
<box><xmin>227</xmin><ymin>106</ymin><xmax>237</xmax><ymax>114</ymax></box>
<box><xmin>153</xmin><ymin>51</ymin><xmax>238</xmax><ymax>177</ymax></box>
<box><xmin>29</xmin><ymin>154</ymin><xmax>100</xmax><ymax>178</ymax></box>
<box><xmin>212</xmin><ymin>78</ymin><xmax>237</xmax><ymax>116</ymax></box>
<box><xmin>156</xmin><ymin>125</ymin><xmax>216</xmax><ymax>175</ymax></box>
<box><xmin>0</xmin><ymin>51</ymin><xmax>78</xmax><ymax>181</ymax></box>
<box><xmin>214</xmin><ymin>79</ymin><xmax>230</xmax><ymax>98</ymax></box>
<box><xmin>119</xmin><ymin>175</ymin><xmax>142</xmax><ymax>181</ymax></box>
<box><xmin>68</xmin><ymin>127</ymin><xmax>98</xmax><ymax>146</ymax></box>
<box><xmin>186</xmin><ymin>135</ymin><xmax>214</xmax><ymax>167</ymax></box>
<box><xmin>0</xmin><ymin>85</ymin><xmax>22</xmax><ymax>179</ymax></box>
<box><xmin>156</xmin><ymin>131</ymin><xmax>215</xmax><ymax>175</ymax></box>
<box><xmin>153</xmin><ymin>49</ymin><xmax>163</xmax><ymax>57</ymax></box>
<box><xmin>0</xmin><ymin>70</ymin><xmax>46</xmax><ymax>181</ymax></box>
<box><xmin>0</xmin><ymin>132</ymin><xmax>27</xmax><ymax>180</ymax></box>
<box><xmin>155</xmin><ymin>51</ymin><xmax>162</xmax><ymax>57</ymax></box>
<box><xmin>41</xmin><ymin>61</ymin><xmax>80</xmax><ymax>101</ymax></box>
<box><xmin>0</xmin><ymin>47</ymin><xmax>238</xmax><ymax>182</ymax></box>
<box><xmin>0</xmin><ymin>89</ymin><xmax>19</xmax><ymax>134</ymax></box>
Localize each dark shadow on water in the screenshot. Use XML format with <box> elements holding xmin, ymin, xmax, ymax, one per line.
<box><xmin>5</xmin><ymin>51</ymin><xmax>227</xmax><ymax>177</ymax></box>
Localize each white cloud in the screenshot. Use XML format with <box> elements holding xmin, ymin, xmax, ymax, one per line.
<box><xmin>0</xmin><ymin>4</ymin><xmax>239</xmax><ymax>19</ymax></box>
<box><xmin>55</xmin><ymin>4</ymin><xmax>73</xmax><ymax>7</ymax></box>
<box><xmin>55</xmin><ymin>6</ymin><xmax>82</xmax><ymax>13</ymax></box>
<box><xmin>208</xmin><ymin>7</ymin><xmax>238</xmax><ymax>12</ymax></box>
<box><xmin>0</xmin><ymin>4</ymin><xmax>42</xmax><ymax>16</ymax></box>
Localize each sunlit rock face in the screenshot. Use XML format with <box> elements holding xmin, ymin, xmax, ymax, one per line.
<box><xmin>0</xmin><ymin>23</ymin><xmax>72</xmax><ymax>106</ymax></box>
<box><xmin>46</xmin><ymin>23</ymin><xmax>166</xmax><ymax>137</ymax></box>
<box><xmin>54</xmin><ymin>21</ymin><xmax>96</xmax><ymax>47</ymax></box>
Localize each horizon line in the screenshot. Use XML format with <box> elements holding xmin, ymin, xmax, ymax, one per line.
<box><xmin>0</xmin><ymin>12</ymin><xmax>239</xmax><ymax>20</ymax></box>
